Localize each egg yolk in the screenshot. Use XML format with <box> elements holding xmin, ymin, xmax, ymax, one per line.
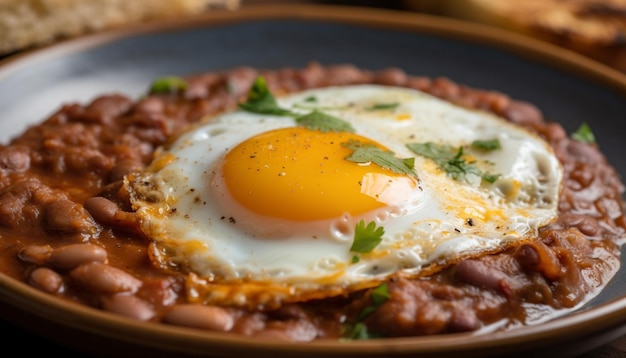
<box><xmin>221</xmin><ymin>127</ymin><xmax>415</xmax><ymax>221</ymax></box>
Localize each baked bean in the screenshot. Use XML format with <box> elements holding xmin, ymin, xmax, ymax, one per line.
<box><xmin>448</xmin><ymin>307</ymin><xmax>480</xmax><ymax>332</ymax></box>
<box><xmin>44</xmin><ymin>199</ymin><xmax>100</xmax><ymax>236</ymax></box>
<box><xmin>48</xmin><ymin>243</ymin><xmax>108</xmax><ymax>270</ymax></box>
<box><xmin>101</xmin><ymin>294</ymin><xmax>156</xmax><ymax>321</ymax></box>
<box><xmin>326</xmin><ymin>64</ymin><xmax>370</xmax><ymax>85</ymax></box>
<box><xmin>163</xmin><ymin>304</ymin><xmax>234</xmax><ymax>332</ymax></box>
<box><xmin>84</xmin><ymin>196</ymin><xmax>139</xmax><ymax>227</ymax></box>
<box><xmin>18</xmin><ymin>244</ymin><xmax>53</xmax><ymax>265</ymax></box>
<box><xmin>263</xmin><ymin>319</ymin><xmax>318</xmax><ymax>342</ymax></box>
<box><xmin>557</xmin><ymin>213</ymin><xmax>601</xmax><ymax>237</ymax></box>
<box><xmin>224</xmin><ymin>66</ymin><xmax>258</xmax><ymax>97</ymax></box>
<box><xmin>0</xmin><ymin>145</ymin><xmax>30</xmax><ymax>172</ymax></box>
<box><xmin>69</xmin><ymin>262</ymin><xmax>142</xmax><ymax>294</ymax></box>
<box><xmin>29</xmin><ymin>267</ymin><xmax>64</xmax><ymax>294</ymax></box>
<box><xmin>454</xmin><ymin>259</ymin><xmax>513</xmax><ymax>296</ymax></box>
<box><xmin>132</xmin><ymin>97</ymin><xmax>165</xmax><ymax>115</ymax></box>
<box><xmin>374</xmin><ymin>67</ymin><xmax>408</xmax><ymax>86</ymax></box>
<box><xmin>293</xmin><ymin>62</ymin><xmax>325</xmax><ymax>88</ymax></box>
<box><xmin>502</xmin><ymin>100</ymin><xmax>543</xmax><ymax>126</ymax></box>
<box><xmin>79</xmin><ymin>94</ymin><xmax>134</xmax><ymax>124</ymax></box>
<box><xmin>515</xmin><ymin>243</ymin><xmax>562</xmax><ymax>281</ymax></box>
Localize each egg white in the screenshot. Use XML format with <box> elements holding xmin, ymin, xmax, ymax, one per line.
<box><xmin>127</xmin><ymin>85</ymin><xmax>563</xmax><ymax>308</ymax></box>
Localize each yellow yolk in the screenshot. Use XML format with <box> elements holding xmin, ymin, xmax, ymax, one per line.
<box><xmin>221</xmin><ymin>127</ymin><xmax>408</xmax><ymax>221</ymax></box>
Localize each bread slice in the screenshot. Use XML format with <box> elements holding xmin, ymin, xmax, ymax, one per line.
<box><xmin>404</xmin><ymin>0</ymin><xmax>626</xmax><ymax>72</ymax></box>
<box><xmin>0</xmin><ymin>0</ymin><xmax>240</xmax><ymax>55</ymax></box>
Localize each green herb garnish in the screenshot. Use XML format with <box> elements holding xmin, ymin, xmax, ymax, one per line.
<box><xmin>357</xmin><ymin>288</ymin><xmax>388</xmax><ymax>320</ymax></box>
<box><xmin>572</xmin><ymin>122</ymin><xmax>596</xmax><ymax>144</ymax></box>
<box><xmin>149</xmin><ymin>76</ymin><xmax>187</xmax><ymax>94</ymax></box>
<box><xmin>350</xmin><ymin>220</ymin><xmax>384</xmax><ymax>253</ymax></box>
<box><xmin>238</xmin><ymin>77</ymin><xmax>294</xmax><ymax>116</ymax></box>
<box><xmin>296</xmin><ymin>110</ymin><xmax>355</xmax><ymax>133</ymax></box>
<box><xmin>471</xmin><ymin>138</ymin><xmax>501</xmax><ymax>151</ymax></box>
<box><xmin>344</xmin><ymin>283</ymin><xmax>390</xmax><ymax>339</ymax></box>
<box><xmin>366</xmin><ymin>102</ymin><xmax>399</xmax><ymax>111</ymax></box>
<box><xmin>406</xmin><ymin>142</ymin><xmax>500</xmax><ymax>184</ymax></box>
<box><xmin>343</xmin><ymin>139</ymin><xmax>417</xmax><ymax>177</ymax></box>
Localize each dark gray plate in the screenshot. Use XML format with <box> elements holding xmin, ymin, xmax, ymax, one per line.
<box><xmin>1</xmin><ymin>4</ymin><xmax>625</xmax><ymax>357</ymax></box>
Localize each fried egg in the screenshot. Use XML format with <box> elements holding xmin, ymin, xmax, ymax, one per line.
<box><xmin>127</xmin><ymin>84</ymin><xmax>563</xmax><ymax>309</ymax></box>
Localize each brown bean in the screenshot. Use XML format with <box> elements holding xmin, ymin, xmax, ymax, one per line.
<box><xmin>69</xmin><ymin>262</ymin><xmax>142</xmax><ymax>294</ymax></box>
<box><xmin>454</xmin><ymin>259</ymin><xmax>512</xmax><ymax>296</ymax></box>
<box><xmin>101</xmin><ymin>294</ymin><xmax>156</xmax><ymax>321</ymax></box>
<box><xmin>83</xmin><ymin>197</ymin><xmax>118</xmax><ymax>225</ymax></box>
<box><xmin>515</xmin><ymin>242</ymin><xmax>562</xmax><ymax>281</ymax></box>
<box><xmin>502</xmin><ymin>100</ymin><xmax>543</xmax><ymax>126</ymax></box>
<box><xmin>29</xmin><ymin>267</ymin><xmax>64</xmax><ymax>294</ymax></box>
<box><xmin>448</xmin><ymin>307</ymin><xmax>480</xmax><ymax>332</ymax></box>
<box><xmin>80</xmin><ymin>94</ymin><xmax>133</xmax><ymax>124</ymax></box>
<box><xmin>0</xmin><ymin>145</ymin><xmax>30</xmax><ymax>172</ymax></box>
<box><xmin>132</xmin><ymin>97</ymin><xmax>164</xmax><ymax>115</ymax></box>
<box><xmin>44</xmin><ymin>199</ymin><xmax>100</xmax><ymax>236</ymax></box>
<box><xmin>374</xmin><ymin>68</ymin><xmax>408</xmax><ymax>86</ymax></box>
<box><xmin>18</xmin><ymin>244</ymin><xmax>53</xmax><ymax>265</ymax></box>
<box><xmin>48</xmin><ymin>243</ymin><xmax>108</xmax><ymax>270</ymax></box>
<box><xmin>163</xmin><ymin>304</ymin><xmax>234</xmax><ymax>332</ymax></box>
<box><xmin>84</xmin><ymin>196</ymin><xmax>139</xmax><ymax>228</ymax></box>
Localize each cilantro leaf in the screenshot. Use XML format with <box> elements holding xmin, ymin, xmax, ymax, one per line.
<box><xmin>343</xmin><ymin>139</ymin><xmax>417</xmax><ymax>177</ymax></box>
<box><xmin>407</xmin><ymin>142</ymin><xmax>500</xmax><ymax>183</ymax></box>
<box><xmin>349</xmin><ymin>283</ymin><xmax>391</xmax><ymax>337</ymax></box>
<box><xmin>238</xmin><ymin>77</ymin><xmax>294</xmax><ymax>116</ymax></box>
<box><xmin>344</xmin><ymin>322</ymin><xmax>382</xmax><ymax>340</ymax></box>
<box><xmin>295</xmin><ymin>110</ymin><xmax>355</xmax><ymax>133</ymax></box>
<box><xmin>572</xmin><ymin>122</ymin><xmax>596</xmax><ymax>144</ymax></box>
<box><xmin>149</xmin><ymin>76</ymin><xmax>187</xmax><ymax>94</ymax></box>
<box><xmin>471</xmin><ymin>138</ymin><xmax>501</xmax><ymax>151</ymax></box>
<box><xmin>350</xmin><ymin>220</ymin><xmax>384</xmax><ymax>253</ymax></box>
<box><xmin>370</xmin><ymin>283</ymin><xmax>391</xmax><ymax>305</ymax></box>
<box><xmin>366</xmin><ymin>102</ymin><xmax>399</xmax><ymax>111</ymax></box>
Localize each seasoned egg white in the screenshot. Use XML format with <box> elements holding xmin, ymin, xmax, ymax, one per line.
<box><xmin>127</xmin><ymin>84</ymin><xmax>563</xmax><ymax>309</ymax></box>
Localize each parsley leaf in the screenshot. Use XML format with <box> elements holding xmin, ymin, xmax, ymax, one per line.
<box><xmin>572</xmin><ymin>122</ymin><xmax>596</xmax><ymax>144</ymax></box>
<box><xmin>366</xmin><ymin>102</ymin><xmax>399</xmax><ymax>111</ymax></box>
<box><xmin>344</xmin><ymin>283</ymin><xmax>391</xmax><ymax>339</ymax></box>
<box><xmin>350</xmin><ymin>220</ymin><xmax>384</xmax><ymax>253</ymax></box>
<box><xmin>406</xmin><ymin>142</ymin><xmax>500</xmax><ymax>184</ymax></box>
<box><xmin>149</xmin><ymin>76</ymin><xmax>187</xmax><ymax>94</ymax></box>
<box><xmin>238</xmin><ymin>77</ymin><xmax>294</xmax><ymax>116</ymax></box>
<box><xmin>295</xmin><ymin>110</ymin><xmax>355</xmax><ymax>133</ymax></box>
<box><xmin>472</xmin><ymin>138</ymin><xmax>501</xmax><ymax>151</ymax></box>
<box><xmin>343</xmin><ymin>139</ymin><xmax>417</xmax><ymax>177</ymax></box>
<box><xmin>346</xmin><ymin>322</ymin><xmax>370</xmax><ymax>340</ymax></box>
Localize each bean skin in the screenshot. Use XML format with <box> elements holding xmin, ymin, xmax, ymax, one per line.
<box><xmin>69</xmin><ymin>262</ymin><xmax>142</xmax><ymax>294</ymax></box>
<box><xmin>48</xmin><ymin>243</ymin><xmax>108</xmax><ymax>270</ymax></box>
<box><xmin>18</xmin><ymin>244</ymin><xmax>53</xmax><ymax>265</ymax></box>
<box><xmin>29</xmin><ymin>267</ymin><xmax>64</xmax><ymax>294</ymax></box>
<box><xmin>163</xmin><ymin>304</ymin><xmax>234</xmax><ymax>332</ymax></box>
<box><xmin>44</xmin><ymin>199</ymin><xmax>100</xmax><ymax>236</ymax></box>
<box><xmin>83</xmin><ymin>196</ymin><xmax>139</xmax><ymax>229</ymax></box>
<box><xmin>454</xmin><ymin>259</ymin><xmax>513</xmax><ymax>297</ymax></box>
<box><xmin>515</xmin><ymin>242</ymin><xmax>562</xmax><ymax>281</ymax></box>
<box><xmin>101</xmin><ymin>294</ymin><xmax>156</xmax><ymax>321</ymax></box>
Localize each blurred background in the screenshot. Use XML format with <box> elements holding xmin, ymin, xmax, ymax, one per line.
<box><xmin>2</xmin><ymin>0</ymin><xmax>626</xmax><ymax>73</ymax></box>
